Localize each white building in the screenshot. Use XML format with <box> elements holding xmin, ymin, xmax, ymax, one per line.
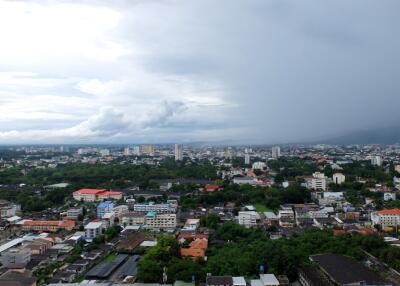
<box><xmin>252</xmin><ymin>162</ymin><xmax>266</xmax><ymax>170</ymax></box>
<box><xmin>371</xmin><ymin>155</ymin><xmax>382</xmax><ymax>166</ymax></box>
<box><xmin>133</xmin><ymin>201</ymin><xmax>178</xmax><ymax>214</ymax></box>
<box><xmin>123</xmin><ymin>147</ymin><xmax>131</xmax><ymax>156</ymax></box>
<box><xmin>305</xmin><ymin>172</ymin><xmax>327</xmax><ymax>191</ymax></box>
<box><xmin>271</xmin><ymin>146</ymin><xmax>281</xmax><ymax>159</ymax></box>
<box><xmin>100</xmin><ymin>149</ymin><xmax>110</xmax><ymax>157</ymax></box>
<box><xmin>251</xmin><ymin>274</ymin><xmax>280</xmax><ymax>286</ymax></box>
<box><xmin>332</xmin><ymin>173</ymin><xmax>345</xmax><ymax>185</ymax></box>
<box><xmin>244</xmin><ymin>153</ymin><xmax>250</xmax><ymax>165</ymax></box>
<box><xmin>133</xmin><ymin>146</ymin><xmax>140</xmax><ymax>155</ymax></box>
<box><xmin>233</xmin><ymin>176</ymin><xmax>256</xmax><ymax>185</ymax></box>
<box><xmin>238</xmin><ymin>211</ymin><xmax>259</xmax><ymax>228</ymax></box>
<box><xmin>384</xmin><ymin>192</ymin><xmax>396</xmax><ymax>201</ymax></box>
<box><xmin>371</xmin><ymin>209</ymin><xmax>400</xmax><ymax>228</ymax></box>
<box><xmin>174</xmin><ymin>144</ymin><xmax>183</xmax><ymax>161</ymax></box>
<box><xmin>84</xmin><ymin>222</ymin><xmax>104</xmax><ymax>239</ymax></box>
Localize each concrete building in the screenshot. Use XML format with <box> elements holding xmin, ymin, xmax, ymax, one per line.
<box><xmin>271</xmin><ymin>146</ymin><xmax>281</xmax><ymax>159</ymax></box>
<box><xmin>251</xmin><ymin>274</ymin><xmax>280</xmax><ymax>286</ymax></box>
<box><xmin>305</xmin><ymin>172</ymin><xmax>327</xmax><ymax>191</ymax></box>
<box><xmin>97</xmin><ymin>201</ymin><xmax>114</xmax><ymax>218</ymax></box>
<box><xmin>371</xmin><ymin>155</ymin><xmax>382</xmax><ymax>166</ymax></box>
<box><xmin>84</xmin><ymin>221</ymin><xmax>104</xmax><ymax>239</ymax></box>
<box><xmin>99</xmin><ymin>149</ymin><xmax>110</xmax><ymax>157</ymax></box>
<box><xmin>252</xmin><ymin>162</ymin><xmax>266</xmax><ymax>170</ymax></box>
<box><xmin>1</xmin><ymin>247</ymin><xmax>31</xmax><ymax>269</ymax></box>
<box><xmin>22</xmin><ymin>220</ymin><xmax>75</xmax><ymax>232</ymax></box>
<box><xmin>120</xmin><ymin>212</ymin><xmax>145</xmax><ymax>226</ymax></box>
<box><xmin>371</xmin><ymin>208</ymin><xmax>400</xmax><ymax>228</ymax></box>
<box><xmin>174</xmin><ymin>144</ymin><xmax>183</xmax><ymax>161</ymax></box>
<box><xmin>332</xmin><ymin>173</ymin><xmax>345</xmax><ymax>185</ymax></box>
<box><xmin>133</xmin><ymin>201</ymin><xmax>178</xmax><ymax>214</ymax></box>
<box><xmin>66</xmin><ymin>208</ymin><xmax>83</xmax><ymax>220</ymax></box>
<box><xmin>238</xmin><ymin>211</ymin><xmax>259</xmax><ymax>228</ymax></box>
<box><xmin>73</xmin><ymin>189</ymin><xmax>122</xmax><ymax>202</ymax></box>
<box><xmin>244</xmin><ymin>153</ymin><xmax>250</xmax><ymax>165</ymax></box>
<box><xmin>0</xmin><ymin>200</ymin><xmax>20</xmax><ymax>218</ymax></box>
<box><xmin>140</xmin><ymin>144</ymin><xmax>155</xmax><ymax>155</ymax></box>
<box><xmin>144</xmin><ymin>212</ymin><xmax>176</xmax><ymax>230</ymax></box>
<box><xmin>123</xmin><ymin>147</ymin><xmax>131</xmax><ymax>156</ymax></box>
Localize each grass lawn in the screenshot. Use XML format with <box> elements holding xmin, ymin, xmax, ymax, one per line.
<box><xmin>103</xmin><ymin>253</ymin><xmax>117</xmax><ymax>262</ymax></box>
<box><xmin>253</xmin><ymin>203</ymin><xmax>273</xmax><ymax>212</ymax></box>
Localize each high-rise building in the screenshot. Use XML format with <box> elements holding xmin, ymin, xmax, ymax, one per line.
<box><xmin>371</xmin><ymin>156</ymin><xmax>382</xmax><ymax>166</ymax></box>
<box><xmin>133</xmin><ymin>146</ymin><xmax>140</xmax><ymax>155</ymax></box>
<box><xmin>99</xmin><ymin>149</ymin><xmax>110</xmax><ymax>157</ymax></box>
<box><xmin>140</xmin><ymin>144</ymin><xmax>155</xmax><ymax>155</ymax></box>
<box><xmin>174</xmin><ymin>144</ymin><xmax>183</xmax><ymax>161</ymax></box>
<box><xmin>123</xmin><ymin>147</ymin><xmax>131</xmax><ymax>156</ymax></box>
<box><xmin>244</xmin><ymin>153</ymin><xmax>250</xmax><ymax>165</ymax></box>
<box><xmin>271</xmin><ymin>146</ymin><xmax>281</xmax><ymax>159</ymax></box>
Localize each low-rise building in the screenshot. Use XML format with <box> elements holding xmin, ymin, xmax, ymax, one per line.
<box><xmin>305</xmin><ymin>172</ymin><xmax>327</xmax><ymax>191</ymax></box>
<box><xmin>133</xmin><ymin>200</ymin><xmax>178</xmax><ymax>214</ymax></box>
<box><xmin>371</xmin><ymin>208</ymin><xmax>400</xmax><ymax>228</ymax></box>
<box><xmin>22</xmin><ymin>220</ymin><xmax>75</xmax><ymax>232</ymax></box>
<box><xmin>97</xmin><ymin>201</ymin><xmax>114</xmax><ymax>218</ymax></box>
<box><xmin>1</xmin><ymin>246</ymin><xmax>31</xmax><ymax>269</ymax></box>
<box><xmin>73</xmin><ymin>189</ymin><xmax>122</xmax><ymax>202</ymax></box>
<box><xmin>84</xmin><ymin>221</ymin><xmax>104</xmax><ymax>239</ymax></box>
<box><xmin>144</xmin><ymin>212</ymin><xmax>176</xmax><ymax>230</ymax></box>
<box><xmin>65</xmin><ymin>208</ymin><xmax>83</xmax><ymax>220</ymax></box>
<box><xmin>238</xmin><ymin>211</ymin><xmax>259</xmax><ymax>228</ymax></box>
<box><xmin>332</xmin><ymin>173</ymin><xmax>345</xmax><ymax>185</ymax></box>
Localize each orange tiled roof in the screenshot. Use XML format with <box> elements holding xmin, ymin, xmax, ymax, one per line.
<box><xmin>189</xmin><ymin>239</ymin><xmax>208</xmax><ymax>250</ymax></box>
<box><xmin>376</xmin><ymin>209</ymin><xmax>400</xmax><ymax>215</ymax></box>
<box><xmin>181</xmin><ymin>247</ymin><xmax>206</xmax><ymax>258</ymax></box>
<box><xmin>24</xmin><ymin>220</ymin><xmax>75</xmax><ymax>228</ymax></box>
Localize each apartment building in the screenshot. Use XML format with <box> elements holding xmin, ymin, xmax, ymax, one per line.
<box><xmin>238</xmin><ymin>211</ymin><xmax>259</xmax><ymax>228</ymax></box>
<box><xmin>144</xmin><ymin>212</ymin><xmax>176</xmax><ymax>230</ymax></box>
<box><xmin>133</xmin><ymin>200</ymin><xmax>178</xmax><ymax>213</ymax></box>
<box><xmin>305</xmin><ymin>172</ymin><xmax>327</xmax><ymax>191</ymax></box>
<box><xmin>84</xmin><ymin>221</ymin><xmax>104</xmax><ymax>239</ymax></box>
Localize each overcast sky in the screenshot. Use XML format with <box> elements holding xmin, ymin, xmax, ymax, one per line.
<box><xmin>0</xmin><ymin>0</ymin><xmax>399</xmax><ymax>144</ymax></box>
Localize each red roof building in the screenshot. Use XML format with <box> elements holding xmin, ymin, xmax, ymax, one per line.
<box><xmin>73</xmin><ymin>189</ymin><xmax>122</xmax><ymax>202</ymax></box>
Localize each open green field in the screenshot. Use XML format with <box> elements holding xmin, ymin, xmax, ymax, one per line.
<box><xmin>253</xmin><ymin>202</ymin><xmax>274</xmax><ymax>212</ymax></box>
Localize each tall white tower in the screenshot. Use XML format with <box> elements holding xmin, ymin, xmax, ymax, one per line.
<box><xmin>271</xmin><ymin>146</ymin><xmax>281</xmax><ymax>159</ymax></box>
<box><xmin>174</xmin><ymin>144</ymin><xmax>183</xmax><ymax>161</ymax></box>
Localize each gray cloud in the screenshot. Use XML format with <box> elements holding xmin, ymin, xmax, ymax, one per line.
<box><xmin>0</xmin><ymin>0</ymin><xmax>399</xmax><ymax>144</ymax></box>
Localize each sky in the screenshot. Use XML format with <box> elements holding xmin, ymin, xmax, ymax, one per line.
<box><xmin>0</xmin><ymin>0</ymin><xmax>399</xmax><ymax>144</ymax></box>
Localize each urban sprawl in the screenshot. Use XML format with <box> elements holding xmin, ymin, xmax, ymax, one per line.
<box><xmin>0</xmin><ymin>144</ymin><xmax>400</xmax><ymax>286</ymax></box>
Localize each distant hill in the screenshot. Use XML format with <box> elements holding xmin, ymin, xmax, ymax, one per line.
<box><xmin>319</xmin><ymin>126</ymin><xmax>400</xmax><ymax>145</ymax></box>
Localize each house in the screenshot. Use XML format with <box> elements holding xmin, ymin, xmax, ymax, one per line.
<box><xmin>251</xmin><ymin>274</ymin><xmax>280</xmax><ymax>286</ymax></box>
<box><xmin>206</xmin><ymin>276</ymin><xmax>233</xmax><ymax>286</ymax></box>
<box><xmin>205</xmin><ymin>184</ymin><xmax>220</xmax><ymax>192</ymax></box>
<box><xmin>180</xmin><ymin>239</ymin><xmax>208</xmax><ymax>259</ymax></box>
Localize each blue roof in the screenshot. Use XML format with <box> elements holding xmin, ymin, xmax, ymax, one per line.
<box><xmin>98</xmin><ymin>201</ymin><xmax>113</xmax><ymax>208</ymax></box>
<box><xmin>146</xmin><ymin>211</ymin><xmax>156</xmax><ymax>217</ymax></box>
